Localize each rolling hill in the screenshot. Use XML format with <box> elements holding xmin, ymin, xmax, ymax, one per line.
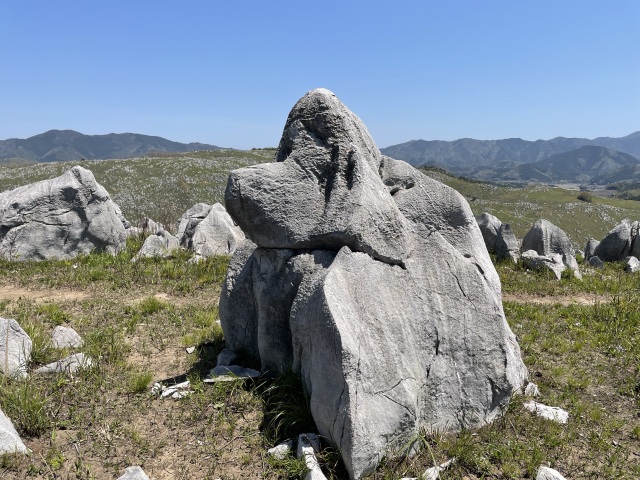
<box><xmin>0</xmin><ymin>130</ymin><xmax>223</xmax><ymax>163</ymax></box>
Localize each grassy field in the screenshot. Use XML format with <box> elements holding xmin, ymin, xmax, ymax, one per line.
<box><xmin>1</xmin><ymin>152</ymin><xmax>639</xmax><ymax>245</ymax></box>
<box><xmin>0</xmin><ymin>238</ymin><xmax>639</xmax><ymax>479</ymax></box>
<box><xmin>0</xmin><ymin>154</ymin><xmax>640</xmax><ymax>478</ymax></box>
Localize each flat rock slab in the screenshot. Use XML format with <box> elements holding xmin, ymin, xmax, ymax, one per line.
<box><xmin>35</xmin><ymin>353</ymin><xmax>92</xmax><ymax>375</ymax></box>
<box><xmin>117</xmin><ymin>465</ymin><xmax>150</xmax><ymax>480</ymax></box>
<box><xmin>0</xmin><ymin>317</ymin><xmax>32</xmax><ymax>378</ymax></box>
<box><xmin>50</xmin><ymin>325</ymin><xmax>83</xmax><ymax>349</ymax></box>
<box><xmin>203</xmin><ymin>365</ymin><xmax>261</xmax><ymax>383</ymax></box>
<box><xmin>0</xmin><ymin>408</ymin><xmax>28</xmax><ymax>455</ymax></box>
<box><xmin>524</xmin><ymin>401</ymin><xmax>569</xmax><ymax>424</ymax></box>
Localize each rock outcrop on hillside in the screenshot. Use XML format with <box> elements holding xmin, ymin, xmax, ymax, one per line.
<box><xmin>476</xmin><ymin>213</ymin><xmax>519</xmax><ymax>261</ymax></box>
<box><xmin>593</xmin><ymin>219</ymin><xmax>634</xmax><ymax>262</ymax></box>
<box><xmin>220</xmin><ymin>88</ymin><xmax>527</xmax><ymax>479</ymax></box>
<box><xmin>521</xmin><ymin>219</ymin><xmax>580</xmax><ymax>277</ymax></box>
<box><xmin>0</xmin><ymin>166</ymin><xmax>129</xmax><ymax>261</ymax></box>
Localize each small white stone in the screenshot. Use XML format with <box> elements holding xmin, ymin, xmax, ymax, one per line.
<box><xmin>524</xmin><ymin>382</ymin><xmax>541</xmax><ymax>397</ymax></box>
<box><xmin>186</xmin><ymin>346</ymin><xmax>196</xmax><ymax>354</ymax></box>
<box><xmin>524</xmin><ymin>401</ymin><xmax>569</xmax><ymax>424</ymax></box>
<box><xmin>297</xmin><ymin>433</ymin><xmax>327</xmax><ymax>480</ymax></box>
<box><xmin>268</xmin><ymin>439</ymin><xmax>294</xmax><ymax>460</ymax></box>
<box><xmin>50</xmin><ymin>326</ymin><xmax>84</xmax><ymax>349</ymax></box>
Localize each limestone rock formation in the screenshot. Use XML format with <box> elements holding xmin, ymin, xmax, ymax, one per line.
<box><xmin>133</xmin><ymin>229</ymin><xmax>180</xmax><ymax>260</ymax></box>
<box><xmin>0</xmin><ymin>317</ymin><xmax>32</xmax><ymax>378</ymax></box>
<box><xmin>521</xmin><ymin>250</ymin><xmax>566</xmax><ymax>280</ymax></box>
<box><xmin>220</xmin><ymin>88</ymin><xmax>527</xmax><ymax>478</ymax></box>
<box><xmin>521</xmin><ymin>219</ymin><xmax>579</xmax><ymax>277</ymax></box>
<box><xmin>176</xmin><ymin>202</ymin><xmax>244</xmax><ymax>257</ymax></box>
<box><xmin>584</xmin><ymin>238</ymin><xmax>600</xmax><ymax>260</ymax></box>
<box><xmin>475</xmin><ymin>213</ymin><xmax>519</xmax><ymax>262</ymax></box>
<box><xmin>0</xmin><ymin>166</ymin><xmax>128</xmax><ymax>261</ymax></box>
<box><xmin>50</xmin><ymin>325</ymin><xmax>83</xmax><ymax>349</ymax></box>
<box><xmin>594</xmin><ymin>220</ymin><xmax>632</xmax><ymax>262</ymax></box>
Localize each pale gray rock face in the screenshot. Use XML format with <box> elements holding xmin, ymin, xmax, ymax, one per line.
<box><xmin>521</xmin><ymin>219</ymin><xmax>573</xmax><ymax>258</ymax></box>
<box><xmin>524</xmin><ymin>401</ymin><xmax>569</xmax><ymax>424</ymax></box>
<box><xmin>594</xmin><ymin>220</ymin><xmax>632</xmax><ymax>262</ymax></box>
<box><xmin>0</xmin><ymin>166</ymin><xmax>127</xmax><ymax>261</ymax></box>
<box><xmin>220</xmin><ymin>89</ymin><xmax>527</xmax><ymax>479</ymax></box>
<box><xmin>0</xmin><ymin>408</ymin><xmax>28</xmax><ymax>454</ymax></box>
<box><xmin>521</xmin><ymin>219</ymin><xmax>578</xmax><ymax>274</ymax></box>
<box><xmin>584</xmin><ymin>238</ymin><xmax>600</xmax><ymax>260</ymax></box>
<box><xmin>190</xmin><ymin>203</ymin><xmax>245</xmax><ymax>257</ymax></box>
<box><xmin>0</xmin><ymin>317</ymin><xmax>32</xmax><ymax>378</ymax></box>
<box><xmin>476</xmin><ymin>213</ymin><xmax>502</xmax><ymax>253</ymax></box>
<box><xmin>521</xmin><ymin>250</ymin><xmax>566</xmax><ymax>280</ymax></box>
<box><xmin>117</xmin><ymin>466</ymin><xmax>150</xmax><ymax>480</ymax></box>
<box><xmin>139</xmin><ymin>217</ymin><xmax>165</xmax><ymax>234</ymax></box>
<box><xmin>496</xmin><ymin>223</ymin><xmax>520</xmax><ymax>262</ymax></box>
<box><xmin>537</xmin><ymin>466</ymin><xmax>567</xmax><ymax>480</ymax></box>
<box><xmin>133</xmin><ymin>229</ymin><xmax>180</xmax><ymax>260</ymax></box>
<box><xmin>50</xmin><ymin>325</ymin><xmax>83</xmax><ymax>349</ymax></box>
<box><xmin>176</xmin><ymin>203</ymin><xmax>212</xmax><ymax>247</ymax></box>
<box><xmin>624</xmin><ymin>256</ymin><xmax>640</xmax><ymax>273</ymax></box>
<box><xmin>34</xmin><ymin>353</ymin><xmax>92</xmax><ymax>375</ymax></box>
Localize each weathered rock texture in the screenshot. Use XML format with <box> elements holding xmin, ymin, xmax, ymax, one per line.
<box><xmin>133</xmin><ymin>229</ymin><xmax>180</xmax><ymax>260</ymax></box>
<box><xmin>0</xmin><ymin>317</ymin><xmax>32</xmax><ymax>378</ymax></box>
<box><xmin>0</xmin><ymin>408</ymin><xmax>28</xmax><ymax>454</ymax></box>
<box><xmin>50</xmin><ymin>325</ymin><xmax>83</xmax><ymax>349</ymax></box>
<box><xmin>177</xmin><ymin>202</ymin><xmax>244</xmax><ymax>257</ymax></box>
<box><xmin>220</xmin><ymin>89</ymin><xmax>527</xmax><ymax>478</ymax></box>
<box><xmin>475</xmin><ymin>213</ymin><xmax>519</xmax><ymax>261</ymax></box>
<box><xmin>521</xmin><ymin>219</ymin><xmax>580</xmax><ymax>277</ymax></box>
<box><xmin>594</xmin><ymin>219</ymin><xmax>636</xmax><ymax>262</ymax></box>
<box><xmin>0</xmin><ymin>166</ymin><xmax>128</xmax><ymax>261</ymax></box>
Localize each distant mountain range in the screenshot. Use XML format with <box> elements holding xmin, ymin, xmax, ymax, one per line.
<box><xmin>0</xmin><ymin>130</ymin><xmax>222</xmax><ymax>163</ymax></box>
<box><xmin>381</xmin><ymin>132</ymin><xmax>640</xmax><ymax>184</ymax></box>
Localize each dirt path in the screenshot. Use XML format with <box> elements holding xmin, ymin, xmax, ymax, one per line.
<box><xmin>503</xmin><ymin>292</ymin><xmax>611</xmax><ymax>306</ymax></box>
<box><xmin>0</xmin><ymin>285</ymin><xmax>90</xmax><ymax>303</ymax></box>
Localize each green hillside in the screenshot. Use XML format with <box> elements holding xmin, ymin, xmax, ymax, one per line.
<box><xmin>0</xmin><ymin>149</ymin><xmax>274</xmax><ymax>228</ymax></box>
<box><xmin>421</xmin><ymin>168</ymin><xmax>640</xmax><ymax>247</ymax></box>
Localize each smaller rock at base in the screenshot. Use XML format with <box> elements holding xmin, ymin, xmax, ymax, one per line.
<box><xmin>268</xmin><ymin>439</ymin><xmax>294</xmax><ymax>460</ymax></box>
<box><xmin>524</xmin><ymin>401</ymin><xmax>569</xmax><ymax>424</ymax></box>
<box><xmin>524</xmin><ymin>382</ymin><xmax>541</xmax><ymax>397</ymax></box>
<box><xmin>588</xmin><ymin>256</ymin><xmax>604</xmax><ymax>269</ymax></box>
<box><xmin>117</xmin><ymin>465</ymin><xmax>150</xmax><ymax>480</ymax></box>
<box><xmin>537</xmin><ymin>465</ymin><xmax>567</xmax><ymax>480</ymax></box>
<box><xmin>50</xmin><ymin>326</ymin><xmax>83</xmax><ymax>349</ymax></box>
<box><xmin>186</xmin><ymin>346</ymin><xmax>196</xmax><ymax>354</ymax></box>
<box><xmin>204</xmin><ymin>365</ymin><xmax>260</xmax><ymax>382</ymax></box>
<box><xmin>0</xmin><ymin>317</ymin><xmax>32</xmax><ymax>379</ymax></box>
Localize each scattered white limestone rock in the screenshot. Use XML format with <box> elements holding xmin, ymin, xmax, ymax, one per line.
<box><xmin>203</xmin><ymin>365</ymin><xmax>261</xmax><ymax>383</ymax></box>
<box><xmin>0</xmin><ymin>408</ymin><xmax>29</xmax><ymax>454</ymax></box>
<box><xmin>139</xmin><ymin>217</ymin><xmax>165</xmax><ymax>234</ymax></box>
<box><xmin>537</xmin><ymin>465</ymin><xmax>567</xmax><ymax>480</ymax></box>
<box><xmin>50</xmin><ymin>325</ymin><xmax>83</xmax><ymax>349</ymax></box>
<box><xmin>0</xmin><ymin>317</ymin><xmax>32</xmax><ymax>378</ymax></box>
<box><xmin>524</xmin><ymin>401</ymin><xmax>569</xmax><ymax>424</ymax></box>
<box><xmin>297</xmin><ymin>433</ymin><xmax>327</xmax><ymax>480</ymax></box>
<box><xmin>521</xmin><ymin>250</ymin><xmax>566</xmax><ymax>280</ymax></box>
<box><xmin>624</xmin><ymin>256</ymin><xmax>640</xmax><ymax>273</ymax></box>
<box><xmin>133</xmin><ymin>229</ymin><xmax>180</xmax><ymax>261</ymax></box>
<box><xmin>117</xmin><ymin>465</ymin><xmax>150</xmax><ymax>480</ymax></box>
<box><xmin>400</xmin><ymin>458</ymin><xmax>456</xmax><ymax>480</ymax></box>
<box><xmin>35</xmin><ymin>353</ymin><xmax>93</xmax><ymax>375</ymax></box>
<box><xmin>268</xmin><ymin>439</ymin><xmax>294</xmax><ymax>460</ymax></box>
<box><xmin>153</xmin><ymin>380</ymin><xmax>193</xmax><ymax>399</ymax></box>
<box><xmin>185</xmin><ymin>346</ymin><xmax>196</xmax><ymax>354</ymax></box>
<box><xmin>524</xmin><ymin>382</ymin><xmax>541</xmax><ymax>397</ymax></box>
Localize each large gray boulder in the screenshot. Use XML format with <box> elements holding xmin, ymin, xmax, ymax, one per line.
<box><xmin>476</xmin><ymin>212</ymin><xmax>502</xmax><ymax>253</ymax></box>
<box><xmin>594</xmin><ymin>220</ymin><xmax>632</xmax><ymax>262</ymax></box>
<box><xmin>0</xmin><ymin>166</ymin><xmax>128</xmax><ymax>261</ymax></box>
<box><xmin>190</xmin><ymin>203</ymin><xmax>245</xmax><ymax>258</ymax></box>
<box><xmin>0</xmin><ymin>408</ymin><xmax>28</xmax><ymax>455</ymax></box>
<box><xmin>475</xmin><ymin>213</ymin><xmax>519</xmax><ymax>262</ymax></box>
<box><xmin>584</xmin><ymin>238</ymin><xmax>600</xmax><ymax>260</ymax></box>
<box><xmin>220</xmin><ymin>88</ymin><xmax>527</xmax><ymax>479</ymax></box>
<box><xmin>521</xmin><ymin>219</ymin><xmax>578</xmax><ymax>275</ymax></box>
<box><xmin>0</xmin><ymin>318</ymin><xmax>32</xmax><ymax>378</ymax></box>
<box><xmin>176</xmin><ymin>203</ymin><xmax>212</xmax><ymax>247</ymax></box>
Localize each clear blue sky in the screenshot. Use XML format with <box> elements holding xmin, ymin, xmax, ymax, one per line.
<box><xmin>1</xmin><ymin>1</ymin><xmax>638</xmax><ymax>149</ymax></box>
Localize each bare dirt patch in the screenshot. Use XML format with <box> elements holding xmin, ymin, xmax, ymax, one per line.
<box><xmin>0</xmin><ymin>285</ymin><xmax>89</xmax><ymax>303</ymax></box>
<box><xmin>503</xmin><ymin>292</ymin><xmax>612</xmax><ymax>306</ymax></box>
